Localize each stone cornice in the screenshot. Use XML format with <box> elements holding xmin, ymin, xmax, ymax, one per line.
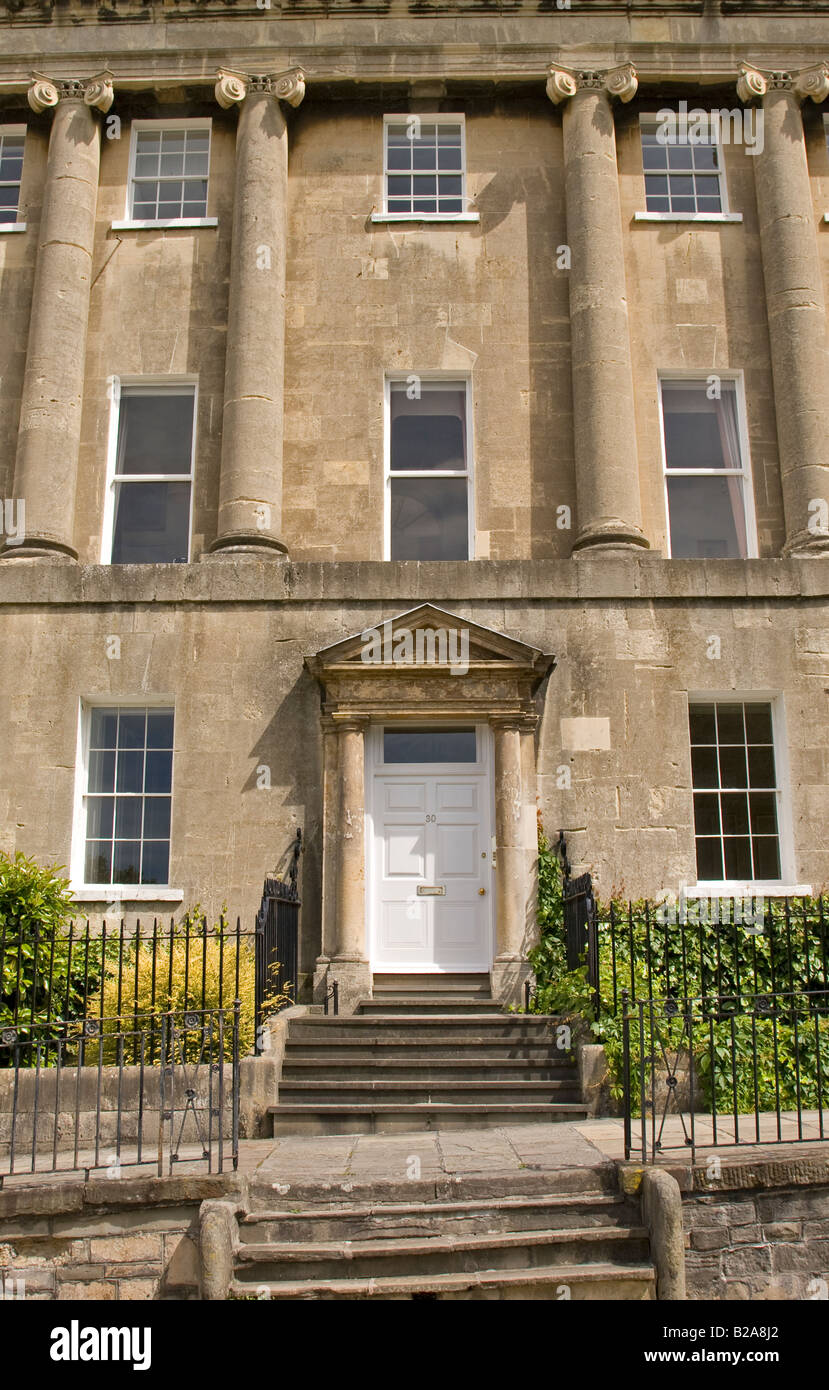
<box><xmin>0</xmin><ymin>558</ymin><xmax>827</xmax><ymax>607</ymax></box>
<box><xmin>214</xmin><ymin>66</ymin><xmax>306</xmax><ymax>110</ymax></box>
<box><xmin>737</xmin><ymin>59</ymin><xmax>829</xmax><ymax>101</ymax></box>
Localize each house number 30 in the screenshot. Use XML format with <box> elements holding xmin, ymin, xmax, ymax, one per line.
<box><xmin>426</xmin><ymin>814</ymin><xmax>436</xmax><ymax>822</ymax></box>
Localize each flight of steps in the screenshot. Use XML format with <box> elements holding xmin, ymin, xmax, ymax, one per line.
<box><xmin>230</xmin><ymin>1176</ymin><xmax>656</xmax><ymax>1300</ymax></box>
<box><xmin>270</xmin><ymin>974</ymin><xmax>589</xmax><ymax>1136</ymax></box>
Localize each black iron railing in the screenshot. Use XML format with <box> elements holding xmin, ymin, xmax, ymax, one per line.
<box><xmin>254</xmin><ymin>829</ymin><xmax>302</xmax><ymax>1049</ymax></box>
<box><xmin>0</xmin><ymin>1004</ymin><xmax>240</xmax><ymax>1182</ymax></box>
<box><xmin>0</xmin><ymin>912</ymin><xmax>254</xmax><ymax>1060</ymax></box>
<box><xmin>589</xmin><ymin>894</ymin><xmax>829</xmax><ymax>1020</ymax></box>
<box><xmin>622</xmin><ymin>985</ymin><xmax>829</xmax><ymax>1162</ymax></box>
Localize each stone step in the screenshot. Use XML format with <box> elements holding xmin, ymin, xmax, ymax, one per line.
<box><xmin>277</xmin><ymin>1080</ymin><xmax>583</xmax><ymax>1105</ymax></box>
<box><xmin>373</xmin><ymin>974</ymin><xmax>492</xmax><ymax>995</ymax></box>
<box><xmin>230</xmin><ymin>1262</ymin><xmax>656</xmax><ymax>1301</ymax></box>
<box><xmin>289</xmin><ymin>1017</ymin><xmax>563</xmax><ymax>1046</ymax></box>
<box><xmin>234</xmin><ymin>1224</ymin><xmax>650</xmax><ymax>1284</ymax></box>
<box><xmin>285</xmin><ymin>1041</ymin><xmax>569</xmax><ymax>1063</ymax></box>
<box><xmin>271</xmin><ymin>1102</ymin><xmax>589</xmax><ymax>1135</ymax></box>
<box><xmin>357</xmin><ymin>997</ymin><xmax>505</xmax><ymax>1015</ymax></box>
<box><xmin>281</xmin><ymin>1059</ymin><xmax>578</xmax><ymax>1082</ymax></box>
<box><xmin>240</xmin><ymin>1192</ymin><xmax>637</xmax><ymax>1243</ymax></box>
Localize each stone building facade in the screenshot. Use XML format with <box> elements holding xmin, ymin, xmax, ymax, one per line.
<box><xmin>0</xmin><ymin>1</ymin><xmax>828</xmax><ymax>1007</ymax></box>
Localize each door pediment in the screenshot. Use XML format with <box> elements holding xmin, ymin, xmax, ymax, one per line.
<box><xmin>307</xmin><ymin>604</ymin><xmax>555</xmax><ymax>724</ymax></box>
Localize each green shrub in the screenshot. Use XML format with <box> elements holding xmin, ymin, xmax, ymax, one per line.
<box><xmin>0</xmin><ymin>850</ymin><xmax>79</xmax><ymax>1030</ymax></box>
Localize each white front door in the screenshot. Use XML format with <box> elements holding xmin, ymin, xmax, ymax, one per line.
<box><xmin>368</xmin><ymin>725</ymin><xmax>493</xmax><ymax>973</ymax></box>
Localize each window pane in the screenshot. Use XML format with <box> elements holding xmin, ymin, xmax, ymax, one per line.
<box><xmin>145</xmin><ymin>750</ymin><xmax>173</xmax><ymax>793</ymax></box>
<box><xmin>117</xmin><ymin>750</ymin><xmax>144</xmax><ymax>794</ymax></box>
<box><xmin>141</xmin><ymin>841</ymin><xmax>170</xmax><ymax>886</ymax></box>
<box><xmin>696</xmin><ymin>837</ymin><xmax>723</xmax><ymax>880</ymax></box>
<box><xmin>115</xmin><ymin>798</ymin><xmax>143</xmax><ymax>840</ymax></box>
<box><xmin>690</xmin><ymin>745</ymin><xmax>718</xmax><ymax>789</ymax></box>
<box><xmin>748</xmin><ymin>745</ymin><xmax>776</xmax><ymax>788</ymax></box>
<box><xmin>119</xmin><ymin>711</ymin><xmax>146</xmax><ymax>748</ymax></box>
<box><xmin>89</xmin><ymin>707</ymin><xmax>118</xmax><ymax>749</ymax></box>
<box><xmin>147</xmin><ymin>711</ymin><xmax>175</xmax><ymax>748</ymax></box>
<box><xmin>390</xmin><ymin>476</ymin><xmax>469</xmax><ymax>561</ymax></box>
<box><xmin>113</xmin><ymin>841</ymin><xmax>142</xmax><ymax>884</ymax></box>
<box><xmin>689</xmin><ymin>704</ymin><xmax>716</xmax><ymax>744</ymax></box>
<box><xmin>724</xmin><ymin>837</ymin><xmax>752</xmax><ymax>879</ymax></box>
<box><xmin>744</xmin><ymin>703</ymin><xmax>773</xmax><ymax>744</ymax></box>
<box><xmin>143</xmin><ymin>797</ymin><xmax>171</xmax><ymax>839</ymax></box>
<box><xmin>693</xmin><ymin>792</ymin><xmax>720</xmax><ymax>836</ymax></box>
<box><xmin>666</xmin><ymin>476</ymin><xmax>747</xmax><ymax>559</ymax></box>
<box><xmin>85</xmin><ymin>842</ymin><xmax>112</xmax><ymax>884</ymax></box>
<box><xmin>719</xmin><ymin>745</ymin><xmax>748</xmax><ymax>788</ymax></box>
<box><xmin>749</xmin><ymin>792</ymin><xmax>778</xmax><ymax>836</ymax></box>
<box><xmin>86</xmin><ymin>797</ymin><xmax>114</xmax><ymax>839</ymax></box>
<box><xmin>720</xmin><ymin>793</ymin><xmax>749</xmax><ymax>835</ymax></box>
<box><xmin>383</xmin><ymin>727</ymin><xmax>476</xmax><ymax>763</ymax></box>
<box><xmin>390</xmin><ymin>385</ymin><xmax>466</xmax><ymax>471</ymax></box>
<box><xmin>753</xmin><ymin>838</ymin><xmax>781</xmax><ymax>879</ymax></box>
<box><xmin>716</xmin><ymin>704</ymin><xmax>744</xmax><ymax>744</ymax></box>
<box><xmin>88</xmin><ymin>750</ymin><xmax>116</xmax><ymax>794</ymax></box>
<box><xmin>116</xmin><ymin>393</ymin><xmax>194</xmax><ymax>476</ymax></box>
<box><xmin>111</xmin><ymin>481</ymin><xmax>191</xmax><ymax>565</ymax></box>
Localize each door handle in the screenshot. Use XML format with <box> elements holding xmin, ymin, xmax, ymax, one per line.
<box><xmin>478</xmin><ymin>887</ymin><xmax>486</xmax><ymax>896</ymax></box>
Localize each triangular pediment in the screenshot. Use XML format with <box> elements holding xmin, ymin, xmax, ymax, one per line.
<box><xmin>308</xmin><ymin>604</ymin><xmax>554</xmax><ymax>678</ymax></box>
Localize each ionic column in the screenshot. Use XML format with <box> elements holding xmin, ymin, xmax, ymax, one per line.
<box><xmin>738</xmin><ymin>62</ymin><xmax>829</xmax><ymax>556</ymax></box>
<box><xmin>208</xmin><ymin>68</ymin><xmax>305</xmax><ymax>558</ymax></box>
<box><xmin>547</xmin><ymin>64</ymin><xmax>648</xmax><ymax>553</ymax></box>
<box><xmin>492</xmin><ymin>717</ymin><xmax>537</xmax><ymax>1004</ymax></box>
<box><xmin>4</xmin><ymin>73</ymin><xmax>113</xmax><ymax>561</ymax></box>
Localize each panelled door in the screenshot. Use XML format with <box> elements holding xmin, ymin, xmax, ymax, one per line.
<box><xmin>369</xmin><ymin>725</ymin><xmax>493</xmax><ymax>972</ymax></box>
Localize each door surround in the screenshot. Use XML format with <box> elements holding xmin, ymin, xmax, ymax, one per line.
<box><xmin>306</xmin><ymin>604</ymin><xmax>555</xmax><ymax>1013</ymax></box>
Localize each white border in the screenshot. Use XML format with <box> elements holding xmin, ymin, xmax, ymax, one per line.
<box><xmin>70</xmin><ymin>696</ymin><xmax>180</xmax><ymax>897</ymax></box>
<box><xmin>637</xmin><ymin>113</ymin><xmax>740</xmax><ymax>223</ymax></box>
<box><xmin>380</xmin><ymin>113</ymin><xmax>476</xmax><ymax>222</ymax></box>
<box><xmin>365</xmin><ymin>720</ymin><xmax>495</xmax><ymax>973</ymax></box>
<box><xmin>101</xmin><ymin>377</ymin><xmax>197</xmax><ymax>565</ymax></box>
<box><xmin>0</xmin><ymin>124</ymin><xmax>27</xmax><ymax>231</ymax></box>
<box><xmin>383</xmin><ymin>372</ymin><xmax>475</xmax><ymax>561</ymax></box>
<box><xmin>684</xmin><ymin>691</ymin><xmax>804</xmax><ymax>894</ymax></box>
<box><xmin>656</xmin><ymin>369</ymin><xmax>759</xmax><ymax>559</ymax></box>
<box><xmin>115</xmin><ymin>117</ymin><xmax>217</xmax><ymax>230</ymax></box>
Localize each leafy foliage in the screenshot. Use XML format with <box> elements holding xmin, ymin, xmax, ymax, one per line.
<box><xmin>0</xmin><ymin>850</ymin><xmax>81</xmax><ymax>1030</ymax></box>
<box><xmin>529</xmin><ymin>826</ymin><xmax>829</xmax><ymax>1116</ymax></box>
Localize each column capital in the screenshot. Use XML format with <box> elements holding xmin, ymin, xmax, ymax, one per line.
<box><xmin>214</xmin><ymin>67</ymin><xmax>306</xmax><ymax>111</ymax></box>
<box><xmin>546</xmin><ymin>62</ymin><xmax>638</xmax><ymax>107</ymax></box>
<box><xmin>737</xmin><ymin>61</ymin><xmax>829</xmax><ymax>104</ymax></box>
<box><xmin>28</xmin><ymin>71</ymin><xmax>114</xmax><ymax>115</ymax></box>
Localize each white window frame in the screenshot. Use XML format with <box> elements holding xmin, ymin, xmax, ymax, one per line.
<box><xmin>657</xmin><ymin>370</ymin><xmax>758</xmax><ymax>559</ymax></box>
<box><xmin>372</xmin><ymin>114</ymin><xmax>479</xmax><ymax>224</ymax></box>
<box><xmin>112</xmin><ymin>118</ymin><xmax>218</xmax><ymax>231</ymax></box>
<box><xmin>685</xmin><ymin>693</ymin><xmax>808</xmax><ymax>896</ymax></box>
<box><xmin>101</xmin><ymin>377</ymin><xmax>197</xmax><ymax>565</ymax></box>
<box><xmin>384</xmin><ymin>372</ymin><xmax>476</xmax><ymax>562</ymax></box>
<box><xmin>70</xmin><ymin>698</ymin><xmax>183</xmax><ymax>901</ymax></box>
<box><xmin>0</xmin><ymin>125</ymin><xmax>27</xmax><ymax>233</ymax></box>
<box><xmin>635</xmin><ymin>113</ymin><xmax>742</xmax><ymax>224</ymax></box>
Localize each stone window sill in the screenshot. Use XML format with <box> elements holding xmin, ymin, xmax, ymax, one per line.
<box><xmin>370</xmin><ymin>212</ymin><xmax>480</xmax><ymax>224</ymax></box>
<box><xmin>0</xmin><ymin>222</ymin><xmax>27</xmax><ymax>233</ymax></box>
<box><xmin>685</xmin><ymin>883</ymin><xmax>811</xmax><ymax>898</ymax></box>
<box><xmin>634</xmin><ymin>212</ymin><xmax>743</xmax><ymax>224</ymax></box>
<box><xmin>111</xmin><ymin>218</ymin><xmax>218</xmax><ymax>231</ymax></box>
<box><xmin>71</xmin><ymin>886</ymin><xmax>184</xmax><ymax>903</ymax></box>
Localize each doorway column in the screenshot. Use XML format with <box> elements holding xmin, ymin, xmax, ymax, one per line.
<box><xmin>492</xmin><ymin>717</ymin><xmax>537</xmax><ymax>1004</ymax></box>
<box><xmin>329</xmin><ymin>716</ymin><xmax>371</xmax><ymax>1012</ymax></box>
<box><xmin>737</xmin><ymin>63</ymin><xmax>829</xmax><ymax>555</ymax></box>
